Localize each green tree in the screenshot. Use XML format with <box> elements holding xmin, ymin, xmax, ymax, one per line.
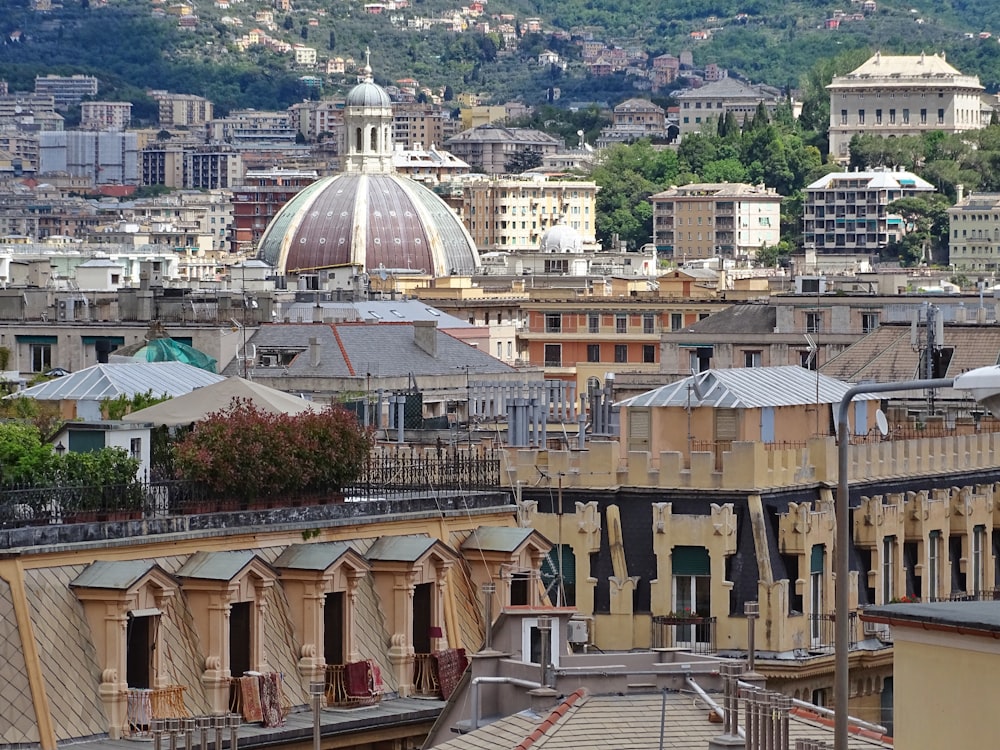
<box><xmin>887</xmin><ymin>195</ymin><xmax>952</xmax><ymax>266</ymax></box>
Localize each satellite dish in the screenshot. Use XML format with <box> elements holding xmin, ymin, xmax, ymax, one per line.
<box><xmin>875</xmin><ymin>409</ymin><xmax>889</xmax><ymax>437</ymax></box>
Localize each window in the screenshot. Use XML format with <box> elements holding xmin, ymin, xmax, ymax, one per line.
<box><xmin>806</xmin><ymin>312</ymin><xmax>822</xmax><ymax>333</ymax></box>
<box><xmin>840</xmin><ymin>109</ymin><xmax>847</xmax><ymax>125</ymax></box>
<box><xmin>858</xmin><ymin>109</ymin><xmax>865</xmax><ymax>125</ymax></box>
<box><xmin>902</xmin><ymin>108</ymin><xmax>910</xmax><ymax>124</ymax></box>
<box><xmin>544</xmin><ymin>344</ymin><xmax>561</xmax><ymax>367</ymax></box>
<box><xmin>671</xmin><ymin>313</ymin><xmax>683</xmax><ymax>331</ymax></box>
<box><xmin>800</xmin><ymin>349</ymin><xmax>817</xmax><ymax>370</ymax></box>
<box><xmin>643</xmin><ymin>344</ymin><xmax>656</xmax><ymax>363</ymax></box>
<box><xmin>587</xmin><ymin>343</ymin><xmax>600</xmax><ymax>362</ymax></box>
<box><xmin>862</xmin><ymin>313</ymin><xmax>879</xmax><ymax>333</ymax></box>
<box><xmin>743</xmin><ymin>350</ymin><xmax>762</xmax><ymax>367</ymax></box>
<box><xmin>889</xmin><ymin>109</ymin><xmax>896</xmax><ymax>124</ymax></box>
<box><xmin>920</xmin><ymin>108</ymin><xmax>927</xmax><ymax>124</ymax></box>
<box><xmin>973</xmin><ymin>526</ymin><xmax>986</xmax><ymax>594</ymax></box>
<box><xmin>937</xmin><ymin>108</ymin><xmax>944</xmax><ymax>124</ymax></box>
<box><xmin>588</xmin><ymin>314</ymin><xmax>600</xmax><ymax>334</ymax></box>
<box><xmin>129</xmin><ymin>438</ymin><xmax>142</xmax><ymax>460</ymax></box>
<box><xmin>881</xmin><ymin>536</ymin><xmax>895</xmax><ymax>604</ymax></box>
<box><xmin>544</xmin><ymin>313</ymin><xmax>561</xmax><ymax>333</ymax></box>
<box><xmin>614</xmin><ymin>344</ymin><xmax>627</xmax><ymax>363</ymax></box>
<box><xmin>30</xmin><ymin>344</ymin><xmax>52</xmax><ymax>373</ymax></box>
<box><xmin>643</xmin><ymin>314</ymin><xmax>655</xmax><ymax>334</ymax></box>
<box><xmin>672</xmin><ymin>546</ymin><xmax>711</xmax><ymax>647</ymax></box>
<box><xmin>497</xmin><ymin>342</ymin><xmax>503</xmax><ymax>358</ymax></box>
<box><xmin>928</xmin><ymin>531</ymin><xmax>941</xmax><ymax>599</ymax></box>
<box><xmin>875</xmin><ymin>109</ymin><xmax>882</xmax><ymax>125</ymax></box>
<box><xmin>810</xmin><ymin>544</ymin><xmax>825</xmax><ymax>646</ymax></box>
<box><xmin>615</xmin><ymin>314</ymin><xmax>627</xmax><ymax>334</ymax></box>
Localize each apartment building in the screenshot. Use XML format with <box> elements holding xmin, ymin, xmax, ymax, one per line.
<box><xmin>207</xmin><ymin>110</ymin><xmax>297</xmax><ymax>145</ymax></box>
<box><xmin>651</xmin><ymin>182</ymin><xmax>782</xmax><ymax>262</ymax></box>
<box><xmin>33</xmin><ymin>74</ymin><xmax>99</xmax><ymax>108</ymax></box>
<box><xmin>229</xmin><ymin>168</ymin><xmax>317</xmax><ymax>253</ymax></box>
<box><xmin>79</xmin><ymin>101</ymin><xmax>133</xmax><ymax>131</ymax></box>
<box><xmin>444</xmin><ymin>125</ymin><xmax>563</xmax><ymax>175</ymax></box>
<box><xmin>802</xmin><ymin>167</ymin><xmax>935</xmax><ymax>254</ymax></box>
<box><xmin>947</xmin><ymin>187</ymin><xmax>1000</xmax><ymax>273</ymax></box>
<box><xmin>151</xmin><ymin>92</ymin><xmax>215</xmax><ymax>128</ymax></box>
<box><xmin>827</xmin><ymin>51</ymin><xmax>990</xmax><ymax>161</ymax></box>
<box><xmin>596</xmin><ymin>98</ymin><xmax>669</xmax><ymax>147</ymax></box>
<box><xmin>393</xmin><ymin>102</ymin><xmax>448</xmax><ymax>149</ymax></box>
<box><xmin>289</xmin><ymin>99</ymin><xmax>343</xmax><ymax>142</ymax></box>
<box><xmin>461</xmin><ymin>174</ymin><xmax>597</xmax><ymax>251</ymax></box>
<box><xmin>38</xmin><ymin>131</ymin><xmax>140</xmax><ymax>186</ymax></box>
<box><xmin>675</xmin><ymin>77</ymin><xmax>785</xmax><ymax>137</ymax></box>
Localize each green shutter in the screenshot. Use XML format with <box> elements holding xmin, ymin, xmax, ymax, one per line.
<box><xmin>81</xmin><ymin>336</ymin><xmax>125</xmax><ymax>346</ymax></box>
<box><xmin>672</xmin><ymin>546</ymin><xmax>710</xmax><ymax>576</ymax></box>
<box><xmin>541</xmin><ymin>544</ymin><xmax>575</xmax><ymax>585</ymax></box>
<box><xmin>15</xmin><ymin>335</ymin><xmax>57</xmax><ymax>344</ymax></box>
<box><xmin>810</xmin><ymin>544</ymin><xmax>825</xmax><ymax>574</ymax></box>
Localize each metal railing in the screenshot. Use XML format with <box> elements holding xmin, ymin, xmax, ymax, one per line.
<box><xmin>650</xmin><ymin>615</ymin><xmax>717</xmax><ymax>654</ymax></box>
<box><xmin>412</xmin><ymin>653</ymin><xmax>441</xmax><ymax>697</ymax></box>
<box><xmin>126</xmin><ymin>685</ymin><xmax>190</xmax><ymax>738</ymax></box>
<box><xmin>807</xmin><ymin>612</ymin><xmax>858</xmax><ymax>652</ymax></box>
<box><xmin>323</xmin><ymin>664</ymin><xmax>382</xmax><ymax>708</ymax></box>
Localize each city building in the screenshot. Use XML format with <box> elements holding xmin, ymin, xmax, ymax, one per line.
<box><xmin>651</xmin><ymin>182</ymin><xmax>782</xmax><ymax>263</ymax></box>
<box><xmin>288</xmin><ymin>98</ymin><xmax>342</xmax><ymax>142</ymax></box>
<box><xmin>802</xmin><ymin>167</ymin><xmax>935</xmax><ymax>255</ymax></box>
<box><xmin>444</xmin><ymin>125</ymin><xmax>563</xmax><ymax>175</ymax></box>
<box><xmin>207</xmin><ymin>110</ymin><xmax>297</xmax><ymax>146</ymax></box>
<box><xmin>461</xmin><ymin>174</ymin><xmax>597</xmax><ymax>252</ymax></box>
<box><xmin>392</xmin><ymin>144</ymin><xmax>469</xmax><ymax>185</ymax></box>
<box><xmin>230</xmin><ymin>168</ymin><xmax>317</xmax><ymax>254</ymax></box>
<box><xmin>827</xmin><ymin>51</ymin><xmax>990</xmax><ymax>162</ymax></box>
<box><xmin>33</xmin><ymin>74</ymin><xmax>99</xmax><ymax>108</ymax></box>
<box><xmin>393</xmin><ymin>102</ymin><xmax>449</xmax><ymax>150</ymax></box>
<box><xmin>186</xmin><ymin>146</ymin><xmax>244</xmax><ymax>190</ymax></box>
<box><xmin>38</xmin><ymin>131</ymin><xmax>140</xmax><ymax>186</ymax></box>
<box><xmin>595</xmin><ymin>98</ymin><xmax>669</xmax><ymax>147</ymax></box>
<box><xmin>675</xmin><ymin>77</ymin><xmax>786</xmax><ymax>137</ymax></box>
<box><xmin>947</xmin><ymin>186</ymin><xmax>1000</xmax><ymax>273</ymax></box>
<box><xmin>79</xmin><ymin>101</ymin><xmax>133</xmax><ymax>131</ymax></box>
<box><xmin>150</xmin><ymin>92</ymin><xmax>215</xmax><ymax>128</ymax></box>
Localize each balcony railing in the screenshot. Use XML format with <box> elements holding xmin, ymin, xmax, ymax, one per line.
<box><xmin>807</xmin><ymin>612</ymin><xmax>858</xmax><ymax>652</ymax></box>
<box><xmin>650</xmin><ymin>615</ymin><xmax>717</xmax><ymax>654</ymax></box>
<box><xmin>126</xmin><ymin>685</ymin><xmax>189</xmax><ymax>737</ymax></box>
<box><xmin>412</xmin><ymin>653</ymin><xmax>442</xmax><ymax>697</ymax></box>
<box><xmin>324</xmin><ymin>663</ymin><xmax>382</xmax><ymax>708</ymax></box>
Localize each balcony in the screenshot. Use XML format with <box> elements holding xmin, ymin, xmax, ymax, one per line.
<box><xmin>324</xmin><ymin>662</ymin><xmax>383</xmax><ymax>708</ymax></box>
<box><xmin>651</xmin><ymin>615</ymin><xmax>717</xmax><ymax>654</ymax></box>
<box><xmin>807</xmin><ymin>612</ymin><xmax>858</xmax><ymax>653</ymax></box>
<box><xmin>126</xmin><ymin>685</ymin><xmax>189</xmax><ymax>737</ymax></box>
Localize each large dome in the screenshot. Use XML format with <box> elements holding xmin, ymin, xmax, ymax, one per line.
<box><xmin>346</xmin><ymin>80</ymin><xmax>391</xmax><ymax>108</ymax></box>
<box><xmin>257</xmin><ymin>173</ymin><xmax>480</xmax><ymax>276</ymax></box>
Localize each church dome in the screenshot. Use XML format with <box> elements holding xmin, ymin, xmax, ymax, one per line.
<box><xmin>346</xmin><ymin>80</ymin><xmax>391</xmax><ymax>108</ymax></box>
<box><xmin>257</xmin><ymin>173</ymin><xmax>480</xmax><ymax>276</ymax></box>
<box><xmin>540</xmin><ymin>222</ymin><xmax>583</xmax><ymax>253</ymax></box>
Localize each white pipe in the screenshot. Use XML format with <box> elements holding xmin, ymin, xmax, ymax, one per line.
<box><xmin>470</xmin><ymin>676</ymin><xmax>542</xmax><ymax>730</ymax></box>
<box><xmin>736</xmin><ymin>680</ymin><xmax>887</xmax><ymax>735</ymax></box>
<box><xmin>685</xmin><ymin>675</ymin><xmax>745</xmax><ymax>739</ymax></box>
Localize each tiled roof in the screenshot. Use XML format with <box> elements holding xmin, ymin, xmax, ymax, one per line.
<box><xmin>272</xmin><ymin>541</ymin><xmax>363</xmax><ymax>571</ymax></box>
<box><xmin>366</xmin><ymin>534</ymin><xmax>438</xmax><ymax>562</ymax></box>
<box><xmin>677</xmin><ymin>303</ymin><xmax>775</xmax><ymax>335</ymax></box>
<box><xmin>433</xmin><ymin>689</ymin><xmax>891</xmax><ymax>749</ymax></box>
<box><xmin>675</xmin><ymin>77</ymin><xmax>779</xmax><ymax>100</ymax></box>
<box><xmin>460</xmin><ymin>526</ymin><xmax>539</xmax><ymax>554</ymax></box>
<box><xmin>70</xmin><ymin>560</ymin><xmax>162</xmax><ymax>590</ymax></box>
<box><xmin>618</xmin><ymin>366</ymin><xmax>879</xmax><ymax>409</ymax></box>
<box><xmin>175</xmin><ymin>550</ymin><xmax>259</xmax><ymax>581</ymax></box>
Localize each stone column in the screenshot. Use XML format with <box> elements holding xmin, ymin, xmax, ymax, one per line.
<box><xmin>388</xmin><ymin>572</ymin><xmax>417</xmax><ymax>697</ymax></box>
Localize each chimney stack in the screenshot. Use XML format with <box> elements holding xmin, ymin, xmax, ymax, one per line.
<box><xmin>413</xmin><ymin>319</ymin><xmax>438</xmax><ymax>357</ymax></box>
<box><xmin>309</xmin><ymin>337</ymin><xmax>321</xmax><ymax>367</ymax></box>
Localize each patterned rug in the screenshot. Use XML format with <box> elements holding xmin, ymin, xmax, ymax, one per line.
<box><xmin>345</xmin><ymin>660</ymin><xmax>370</xmax><ymax>697</ymax></box>
<box><xmin>368</xmin><ymin>660</ymin><xmax>384</xmax><ymax>695</ymax></box>
<box><xmin>259</xmin><ymin>673</ymin><xmax>284</xmax><ymax>728</ymax></box>
<box><xmin>238</xmin><ymin>676</ymin><xmax>263</xmax><ymax>723</ymax></box>
<box><xmin>433</xmin><ymin>648</ymin><xmax>469</xmax><ymax>700</ymax></box>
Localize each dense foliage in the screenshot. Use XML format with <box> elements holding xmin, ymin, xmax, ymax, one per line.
<box><xmin>173</xmin><ymin>400</ymin><xmax>373</xmax><ymax>500</ymax></box>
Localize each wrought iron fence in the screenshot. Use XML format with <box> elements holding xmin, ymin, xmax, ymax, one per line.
<box><xmin>650</xmin><ymin>615</ymin><xmax>717</xmax><ymax>654</ymax></box>
<box><xmin>412</xmin><ymin>653</ymin><xmax>441</xmax><ymax>698</ymax></box>
<box><xmin>807</xmin><ymin>612</ymin><xmax>858</xmax><ymax>652</ymax></box>
<box><xmin>0</xmin><ymin>448</ymin><xmax>502</xmax><ymax>529</ymax></box>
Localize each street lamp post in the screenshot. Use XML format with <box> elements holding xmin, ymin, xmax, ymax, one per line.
<box><xmin>833</xmin><ymin>368</ymin><xmax>1000</xmax><ymax>750</ymax></box>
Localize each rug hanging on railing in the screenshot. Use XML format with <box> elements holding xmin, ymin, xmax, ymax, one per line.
<box><xmin>345</xmin><ymin>659</ymin><xmax>384</xmax><ymax>698</ymax></box>
<box><xmin>238</xmin><ymin>676</ymin><xmax>263</xmax><ymax>723</ymax></box>
<box><xmin>432</xmin><ymin>648</ymin><xmax>469</xmax><ymax>700</ymax></box>
<box><xmin>258</xmin><ymin>672</ymin><xmax>284</xmax><ymax>728</ymax></box>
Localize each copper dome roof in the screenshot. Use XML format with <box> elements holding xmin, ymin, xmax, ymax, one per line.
<box><xmin>257</xmin><ymin>173</ymin><xmax>480</xmax><ymax>277</ymax></box>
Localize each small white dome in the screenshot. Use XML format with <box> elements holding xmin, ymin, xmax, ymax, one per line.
<box><xmin>540</xmin><ymin>222</ymin><xmax>583</xmax><ymax>253</ymax></box>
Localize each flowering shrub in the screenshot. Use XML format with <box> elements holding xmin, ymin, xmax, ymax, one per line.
<box><xmin>173</xmin><ymin>400</ymin><xmax>373</xmax><ymax>501</ymax></box>
<box><xmin>889</xmin><ymin>595</ymin><xmax>919</xmax><ymax>604</ymax></box>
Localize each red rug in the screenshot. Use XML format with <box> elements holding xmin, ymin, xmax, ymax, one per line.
<box><xmin>239</xmin><ymin>676</ymin><xmax>263</xmax><ymax>723</ymax></box>
<box><xmin>433</xmin><ymin>648</ymin><xmax>469</xmax><ymax>700</ymax></box>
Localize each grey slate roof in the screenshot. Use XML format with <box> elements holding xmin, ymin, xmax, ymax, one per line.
<box><xmin>175</xmin><ymin>550</ymin><xmax>260</xmax><ymax>581</ymax></box>
<box><xmin>222</xmin><ymin>322</ymin><xmax>515</xmax><ymax>379</ymax></box>
<box><xmin>460</xmin><ymin>527</ymin><xmax>540</xmax><ymax>554</ymax></box>
<box><xmin>617</xmin><ymin>366</ymin><xmax>880</xmax><ymax>409</ymax></box>
<box><xmin>678</xmin><ymin>303</ymin><xmax>775</xmax><ymax>335</ymax></box>
<box><xmin>273</xmin><ymin>542</ymin><xmax>367</xmax><ymax>572</ymax></box>
<box><xmin>70</xmin><ymin>560</ymin><xmax>163</xmax><ymax>590</ymax></box>
<box><xmin>281</xmin><ymin>299</ymin><xmax>472</xmax><ymax>328</ymax></box>
<box><xmin>365</xmin><ymin>535</ymin><xmax>438</xmax><ymax>563</ymax></box>
<box><xmin>14</xmin><ymin>362</ymin><xmax>225</xmax><ymax>401</ymax></box>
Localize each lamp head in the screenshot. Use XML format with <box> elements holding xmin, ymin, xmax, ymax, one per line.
<box><xmin>952</xmin><ymin>365</ymin><xmax>1000</xmax><ymax>419</ymax></box>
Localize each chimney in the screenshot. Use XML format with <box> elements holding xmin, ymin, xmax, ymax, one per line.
<box><xmin>309</xmin><ymin>337</ymin><xmax>321</xmax><ymax>367</ymax></box>
<box><xmin>413</xmin><ymin>319</ymin><xmax>437</xmax><ymax>357</ymax></box>
<box><xmin>956</xmin><ymin>183</ymin><xmax>965</xmax><ymax>203</ymax></box>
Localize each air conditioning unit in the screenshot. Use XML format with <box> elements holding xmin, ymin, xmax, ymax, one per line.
<box><xmin>259</xmin><ymin>354</ymin><xmax>278</xmax><ymax>367</ymax></box>
<box><xmin>57</xmin><ymin>299</ymin><xmax>75</xmax><ymax>321</ymax></box>
<box><xmin>566</xmin><ymin>618</ymin><xmax>589</xmax><ymax>645</ymax></box>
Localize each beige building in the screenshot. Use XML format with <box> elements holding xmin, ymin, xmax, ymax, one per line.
<box><xmin>462</xmin><ymin>174</ymin><xmax>597</xmax><ymax>251</ymax></box>
<box><xmin>393</xmin><ymin>102</ymin><xmax>449</xmax><ymax>149</ymax></box>
<box><xmin>79</xmin><ymin>101</ymin><xmax>133</xmax><ymax>131</ymax></box>
<box><xmin>861</xmin><ymin>602</ymin><xmax>1000</xmax><ymax>747</ymax></box>
<box><xmin>947</xmin><ymin>187</ymin><xmax>1000</xmax><ymax>272</ymax></box>
<box><xmin>151</xmin><ymin>92</ymin><xmax>215</xmax><ymax>129</ymax></box>
<box><xmin>803</xmin><ymin>167</ymin><xmax>935</xmax><ymax>254</ymax></box>
<box><xmin>293</xmin><ymin>44</ymin><xmax>317</xmax><ymax>66</ymax></box>
<box><xmin>444</xmin><ymin>125</ymin><xmax>563</xmax><ymax>175</ymax></box>
<box><xmin>651</xmin><ymin>182</ymin><xmax>782</xmax><ymax>262</ymax></box>
<box><xmin>595</xmin><ymin>98</ymin><xmax>668</xmax><ymax>147</ymax></box>
<box><xmin>827</xmin><ymin>52</ymin><xmax>990</xmax><ymax>161</ymax></box>
<box><xmin>675</xmin><ymin>77</ymin><xmax>785</xmax><ymax>137</ymax></box>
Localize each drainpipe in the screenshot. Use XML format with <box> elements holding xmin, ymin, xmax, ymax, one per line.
<box><xmin>482</xmin><ymin>582</ymin><xmax>496</xmax><ymax>651</ymax></box>
<box><xmin>537</xmin><ymin>616</ymin><xmax>553</xmax><ymax>687</ymax></box>
<box><xmin>470</xmin><ymin>677</ymin><xmax>543</xmax><ymax>729</ymax></box>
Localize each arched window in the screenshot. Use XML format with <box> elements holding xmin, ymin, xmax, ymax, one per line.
<box><xmin>370</xmin><ymin>126</ymin><xmax>378</xmax><ymax>151</ymax></box>
<box><xmin>355</xmin><ymin>127</ymin><xmax>363</xmax><ymax>151</ymax></box>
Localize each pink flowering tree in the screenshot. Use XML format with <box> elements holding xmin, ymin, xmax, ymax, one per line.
<box><xmin>173</xmin><ymin>400</ymin><xmax>373</xmax><ymax>502</ymax></box>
